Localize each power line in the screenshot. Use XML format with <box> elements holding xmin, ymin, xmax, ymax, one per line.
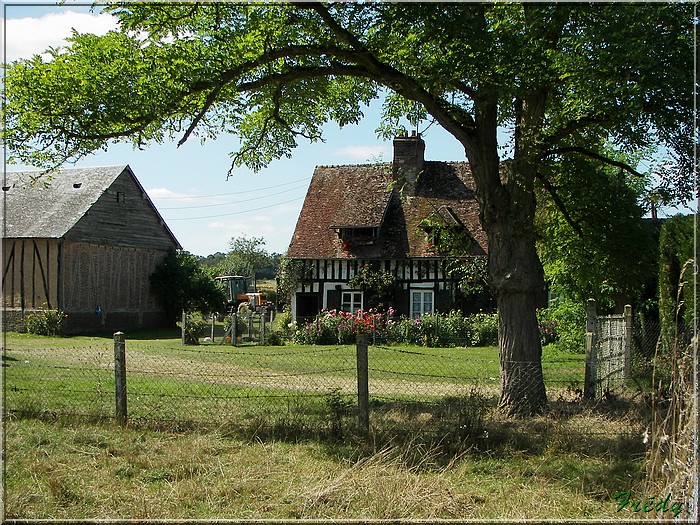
<box><xmin>164</xmin><ymin>195</ymin><xmax>305</xmax><ymax>221</ymax></box>
<box><xmin>150</xmin><ymin>176</ymin><xmax>311</xmax><ymax>200</ymax></box>
<box><xmin>158</xmin><ymin>182</ymin><xmax>309</xmax><ymax>210</ymax></box>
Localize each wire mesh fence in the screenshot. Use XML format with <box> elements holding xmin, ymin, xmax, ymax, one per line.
<box><xmin>3</xmin><ymin>342</ymin><xmax>116</xmax><ymax>420</ymax></box>
<box><xmin>4</xmin><ymin>332</ymin><xmax>589</xmax><ymax>430</ymax></box>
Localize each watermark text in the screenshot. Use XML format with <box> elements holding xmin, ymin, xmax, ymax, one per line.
<box><xmin>614</xmin><ymin>490</ymin><xmax>685</xmax><ymax>517</ymax></box>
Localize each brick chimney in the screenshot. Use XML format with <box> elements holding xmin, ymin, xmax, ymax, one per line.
<box><xmin>393</xmin><ymin>130</ymin><xmax>425</xmax><ymax>194</ymax></box>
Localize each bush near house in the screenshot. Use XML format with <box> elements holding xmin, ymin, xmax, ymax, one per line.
<box><xmin>23</xmin><ymin>305</ymin><xmax>67</xmax><ymax>336</ymax></box>
<box><xmin>290</xmin><ymin>307</ymin><xmax>586</xmax><ymax>351</ymax></box>
<box><xmin>536</xmin><ymin>301</ymin><xmax>586</xmax><ymax>354</ymax></box>
<box><xmin>291</xmin><ymin>309</ymin><xmax>501</xmax><ymax>348</ymax></box>
<box><xmin>178</xmin><ymin>312</ymin><xmax>210</xmax><ymax>345</ymax></box>
<box><xmin>292</xmin><ymin>309</ymin><xmax>385</xmax><ymax>345</ymax></box>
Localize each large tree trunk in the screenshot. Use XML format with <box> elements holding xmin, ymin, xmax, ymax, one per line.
<box><xmin>488</xmin><ymin>219</ymin><xmax>547</xmax><ymax>416</ymax></box>
<box><xmin>466</xmin><ymin>97</ymin><xmax>548</xmax><ymax>416</ymax></box>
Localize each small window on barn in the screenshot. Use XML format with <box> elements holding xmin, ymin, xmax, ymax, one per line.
<box><xmin>116</xmin><ymin>191</ymin><xmax>126</xmax><ymax>203</ymax></box>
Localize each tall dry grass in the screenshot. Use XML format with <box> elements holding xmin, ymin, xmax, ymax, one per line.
<box><xmin>645</xmin><ymin>261</ymin><xmax>697</xmax><ymax>520</ymax></box>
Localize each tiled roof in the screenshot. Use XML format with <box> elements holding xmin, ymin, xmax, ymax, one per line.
<box><xmin>287</xmin><ymin>160</ymin><xmax>487</xmax><ymax>259</ymax></box>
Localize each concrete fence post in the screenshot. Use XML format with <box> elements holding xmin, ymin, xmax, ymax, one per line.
<box><xmin>584</xmin><ymin>299</ymin><xmax>597</xmax><ymax>401</ymax></box>
<box><xmin>356</xmin><ymin>333</ymin><xmax>370</xmax><ymax>434</ymax></box>
<box><xmin>114</xmin><ymin>332</ymin><xmax>127</xmax><ymax>427</ymax></box>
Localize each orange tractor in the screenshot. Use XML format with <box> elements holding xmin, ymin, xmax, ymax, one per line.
<box><xmin>215</xmin><ymin>275</ymin><xmax>266</xmax><ymax>312</ymax></box>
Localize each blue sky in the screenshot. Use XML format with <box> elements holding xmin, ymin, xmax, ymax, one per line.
<box><xmin>3</xmin><ymin>1</ymin><xmax>469</xmax><ymax>256</ymax></box>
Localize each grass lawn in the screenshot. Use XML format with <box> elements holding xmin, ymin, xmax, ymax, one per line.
<box><xmin>2</xmin><ymin>330</ymin><xmax>658</xmax><ymax>520</ymax></box>
<box><xmin>3</xmin><ymin>330</ymin><xmax>586</xmax><ymax>426</ymax></box>
<box><xmin>3</xmin><ymin>415</ymin><xmax>649</xmax><ymax>520</ymax></box>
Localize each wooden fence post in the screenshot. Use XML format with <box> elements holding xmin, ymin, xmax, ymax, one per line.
<box><xmin>624</xmin><ymin>304</ymin><xmax>633</xmax><ymax>379</ymax></box>
<box><xmin>260</xmin><ymin>308</ymin><xmax>267</xmax><ymax>345</ymax></box>
<box><xmin>356</xmin><ymin>333</ymin><xmax>370</xmax><ymax>434</ymax></box>
<box><xmin>584</xmin><ymin>299</ymin><xmax>597</xmax><ymax>401</ymax></box>
<box><xmin>181</xmin><ymin>310</ymin><xmax>187</xmax><ymax>346</ymax></box>
<box><xmin>231</xmin><ymin>310</ymin><xmax>237</xmax><ymax>346</ymax></box>
<box><xmin>114</xmin><ymin>332</ymin><xmax>127</xmax><ymax>427</ymax></box>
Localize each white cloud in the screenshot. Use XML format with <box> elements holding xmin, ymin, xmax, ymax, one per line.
<box><xmin>6</xmin><ymin>10</ymin><xmax>118</xmax><ymax>62</ymax></box>
<box><xmin>146</xmin><ymin>187</ymin><xmax>194</xmax><ymax>200</ymax></box>
<box><xmin>333</xmin><ymin>145</ymin><xmax>388</xmax><ymax>162</ymax></box>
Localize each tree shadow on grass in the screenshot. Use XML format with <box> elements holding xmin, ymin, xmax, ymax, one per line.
<box><xmin>149</xmin><ymin>389</ymin><xmax>648</xmax><ymax>475</ymax></box>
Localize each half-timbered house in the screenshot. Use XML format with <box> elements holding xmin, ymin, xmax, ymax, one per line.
<box><xmin>286</xmin><ymin>133</ymin><xmax>489</xmax><ymax>323</ymax></box>
<box><xmin>2</xmin><ymin>165</ymin><xmax>181</xmax><ymax>333</ymax></box>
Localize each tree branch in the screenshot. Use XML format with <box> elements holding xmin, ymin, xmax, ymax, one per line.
<box><xmin>534</xmin><ymin>171</ymin><xmax>584</xmax><ymax>238</ymax></box>
<box><xmin>177</xmin><ymin>85</ymin><xmax>222</xmax><ymax>147</ymax></box>
<box><xmin>301</xmin><ymin>2</ymin><xmax>479</xmax><ymax>142</ymax></box>
<box><xmin>544</xmin><ymin>146</ymin><xmax>645</xmax><ymax>177</ymax></box>
<box><xmin>453</xmin><ymin>80</ymin><xmax>479</xmax><ymax>102</ymax></box>
<box><xmin>541</xmin><ymin>115</ymin><xmax>610</xmax><ymax>148</ymax></box>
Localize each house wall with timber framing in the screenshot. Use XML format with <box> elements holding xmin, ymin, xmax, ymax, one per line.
<box><xmin>290</xmin><ymin>257</ymin><xmax>481</xmax><ymax>324</ymax></box>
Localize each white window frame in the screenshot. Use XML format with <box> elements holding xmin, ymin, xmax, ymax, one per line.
<box><xmin>411</xmin><ymin>290</ymin><xmax>434</xmax><ymax>318</ymax></box>
<box><xmin>341</xmin><ymin>290</ymin><xmax>364</xmax><ymax>314</ymax></box>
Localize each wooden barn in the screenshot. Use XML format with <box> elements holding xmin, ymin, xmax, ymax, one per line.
<box><xmin>285</xmin><ymin>133</ymin><xmax>491</xmax><ymax>323</ymax></box>
<box><xmin>2</xmin><ymin>165</ymin><xmax>181</xmax><ymax>334</ymax></box>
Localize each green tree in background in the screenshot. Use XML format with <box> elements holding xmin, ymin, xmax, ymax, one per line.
<box><xmin>214</xmin><ymin>235</ymin><xmax>274</xmax><ymax>280</ymax></box>
<box><xmin>5</xmin><ymin>3</ymin><xmax>694</xmax><ymax>415</ymax></box>
<box><xmin>658</xmin><ymin>215</ymin><xmax>697</xmax><ymax>350</ymax></box>
<box><xmin>536</xmin><ymin>148</ymin><xmax>658</xmax><ymax>311</ymax></box>
<box><xmin>150</xmin><ymin>250</ymin><xmax>227</xmax><ymax>325</ymax></box>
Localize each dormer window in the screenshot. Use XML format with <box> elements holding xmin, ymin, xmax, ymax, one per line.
<box><xmin>337</xmin><ymin>226</ymin><xmax>378</xmax><ymax>246</ymax></box>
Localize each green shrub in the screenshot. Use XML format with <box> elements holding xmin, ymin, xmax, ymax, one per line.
<box><xmin>263</xmin><ymin>330</ymin><xmax>283</xmax><ymax>346</ymax></box>
<box><xmin>291</xmin><ymin>309</ymin><xmax>503</xmax><ymax>348</ymax></box>
<box><xmin>467</xmin><ymin>312</ymin><xmax>499</xmax><ymax>346</ymax></box>
<box><xmin>275</xmin><ymin>305</ymin><xmax>293</xmax><ymax>339</ymax></box>
<box><xmin>385</xmin><ymin>315</ymin><xmax>424</xmax><ymax>346</ymax></box>
<box><xmin>546</xmin><ymin>300</ymin><xmax>586</xmax><ymax>353</ymax></box>
<box><xmin>24</xmin><ymin>305</ymin><xmax>67</xmax><ymax>336</ymax></box>
<box><xmin>291</xmin><ymin>309</ymin><xmax>385</xmax><ymax>345</ymax></box>
<box><xmin>179</xmin><ymin>312</ymin><xmax>209</xmax><ymax>345</ymax></box>
<box><xmin>536</xmin><ymin>308</ymin><xmax>559</xmax><ymax>346</ymax></box>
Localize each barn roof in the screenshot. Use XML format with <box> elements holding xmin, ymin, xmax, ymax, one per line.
<box><xmin>287</xmin><ymin>159</ymin><xmax>487</xmax><ymax>259</ymax></box>
<box><xmin>2</xmin><ymin>165</ymin><xmax>180</xmax><ymax>248</ymax></box>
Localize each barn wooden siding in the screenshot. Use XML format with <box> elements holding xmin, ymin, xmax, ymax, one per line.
<box><xmin>3</xmin><ymin>238</ymin><xmax>170</xmax><ymax>333</ymax></box>
<box><xmin>65</xmin><ymin>168</ymin><xmax>178</xmax><ymax>251</ymax></box>
<box><xmin>2</xmin><ymin>238</ymin><xmax>61</xmax><ymax>310</ymax></box>
<box><xmin>62</xmin><ymin>242</ymin><xmax>165</xmax><ymax>312</ymax></box>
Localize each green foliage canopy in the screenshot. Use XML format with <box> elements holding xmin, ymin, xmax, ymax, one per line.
<box><xmin>536</xmin><ymin>148</ymin><xmax>658</xmax><ymax>308</ymax></box>
<box><xmin>5</xmin><ymin>3</ymin><xmax>693</xmax><ymax>189</ymax></box>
